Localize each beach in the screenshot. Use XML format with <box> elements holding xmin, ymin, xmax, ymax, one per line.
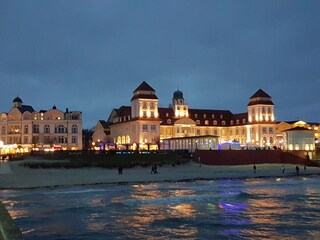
<box><xmin>1</xmin><ymin>159</ymin><xmax>320</xmax><ymax>189</ymax></box>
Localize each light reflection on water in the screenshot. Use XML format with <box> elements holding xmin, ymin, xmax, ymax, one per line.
<box><xmin>1</xmin><ymin>176</ymin><xmax>320</xmax><ymax>239</ymax></box>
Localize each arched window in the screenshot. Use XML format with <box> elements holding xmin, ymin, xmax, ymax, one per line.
<box><xmin>213</xmin><ymin>120</ymin><xmax>217</xmax><ymax>125</ymax></box>
<box><xmin>263</xmin><ymin>137</ymin><xmax>267</xmax><ymax>144</ymax></box>
<box><xmin>2</xmin><ymin>126</ymin><xmax>6</xmax><ymax>135</ymax></box>
<box><xmin>117</xmin><ymin>136</ymin><xmax>121</xmax><ymax>144</ymax></box>
<box><xmin>121</xmin><ymin>136</ymin><xmax>125</xmax><ymax>144</ymax></box>
<box><xmin>72</xmin><ymin>136</ymin><xmax>77</xmax><ymax>144</ymax></box>
<box><xmin>44</xmin><ymin>125</ymin><xmax>50</xmax><ymax>134</ymax></box>
<box><xmin>126</xmin><ymin>135</ymin><xmax>130</xmax><ymax>144</ymax></box>
<box><xmin>56</xmin><ymin>125</ymin><xmax>65</xmax><ymax>133</ymax></box>
<box><xmin>167</xmin><ymin>119</ymin><xmax>171</xmax><ymax>124</ymax></box>
<box><xmin>72</xmin><ymin>124</ymin><xmax>78</xmax><ymax>134</ymax></box>
<box><xmin>24</xmin><ymin>125</ymin><xmax>28</xmax><ymax>134</ymax></box>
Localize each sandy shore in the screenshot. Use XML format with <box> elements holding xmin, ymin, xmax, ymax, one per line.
<box><xmin>1</xmin><ymin>160</ymin><xmax>320</xmax><ymax>189</ymax></box>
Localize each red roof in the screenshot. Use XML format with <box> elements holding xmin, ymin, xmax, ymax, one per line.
<box><xmin>133</xmin><ymin>81</ymin><xmax>155</xmax><ymax>92</ymax></box>
<box><xmin>250</xmin><ymin>89</ymin><xmax>271</xmax><ymax>99</ymax></box>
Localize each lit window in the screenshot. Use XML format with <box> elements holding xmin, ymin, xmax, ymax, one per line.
<box><xmin>167</xmin><ymin>119</ymin><xmax>171</xmax><ymax>124</ymax></box>
<box><xmin>220</xmin><ymin>115</ymin><xmax>223</xmax><ymax>119</ymax></box>
<box><xmin>222</xmin><ymin>121</ymin><xmax>225</xmax><ymax>125</ymax></box>
<box><xmin>212</xmin><ymin>114</ymin><xmax>215</xmax><ymax>118</ymax></box>
<box><xmin>203</xmin><ymin>114</ymin><xmax>206</xmax><ymax>118</ymax></box>
<box><xmin>236</xmin><ymin>120</ymin><xmax>239</xmax><ymax>124</ymax></box>
<box><xmin>230</xmin><ymin>120</ymin><xmax>233</xmax><ymax>125</ymax></box>
<box><xmin>213</xmin><ymin>120</ymin><xmax>217</xmax><ymax>125</ymax></box>
<box><xmin>205</xmin><ymin>120</ymin><xmax>209</xmax><ymax>125</ymax></box>
<box><xmin>195</xmin><ymin>114</ymin><xmax>198</xmax><ymax>118</ymax></box>
<box><xmin>196</xmin><ymin>120</ymin><xmax>200</xmax><ymax>125</ymax></box>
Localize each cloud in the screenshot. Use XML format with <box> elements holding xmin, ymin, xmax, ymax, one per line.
<box><xmin>0</xmin><ymin>0</ymin><xmax>319</xmax><ymax>128</ymax></box>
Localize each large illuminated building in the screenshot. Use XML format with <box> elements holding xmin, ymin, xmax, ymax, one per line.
<box><xmin>0</xmin><ymin>97</ymin><xmax>83</xmax><ymax>153</ymax></box>
<box><xmin>96</xmin><ymin>81</ymin><xmax>278</xmax><ymax>151</ymax></box>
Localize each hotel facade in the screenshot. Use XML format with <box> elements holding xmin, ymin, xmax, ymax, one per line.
<box><xmin>99</xmin><ymin>81</ymin><xmax>282</xmax><ymax>151</ymax></box>
<box><xmin>0</xmin><ymin>97</ymin><xmax>83</xmax><ymax>152</ymax></box>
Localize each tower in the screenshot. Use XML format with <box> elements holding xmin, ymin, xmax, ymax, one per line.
<box><xmin>131</xmin><ymin>81</ymin><xmax>159</xmax><ymax>119</ymax></box>
<box><xmin>247</xmin><ymin>89</ymin><xmax>276</xmax><ymax>147</ymax></box>
<box><xmin>172</xmin><ymin>89</ymin><xmax>188</xmax><ymax>118</ymax></box>
<box><xmin>13</xmin><ymin>96</ymin><xmax>23</xmax><ymax>108</ymax></box>
<box><xmin>247</xmin><ymin>89</ymin><xmax>275</xmax><ymax>123</ymax></box>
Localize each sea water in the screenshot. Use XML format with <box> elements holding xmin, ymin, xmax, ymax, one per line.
<box><xmin>1</xmin><ymin>176</ymin><xmax>320</xmax><ymax>240</ymax></box>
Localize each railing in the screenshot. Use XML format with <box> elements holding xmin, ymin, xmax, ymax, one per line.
<box><xmin>0</xmin><ymin>201</ymin><xmax>23</xmax><ymax>240</ymax></box>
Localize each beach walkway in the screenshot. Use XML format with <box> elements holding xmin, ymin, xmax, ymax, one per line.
<box><xmin>1</xmin><ymin>159</ymin><xmax>320</xmax><ymax>189</ymax></box>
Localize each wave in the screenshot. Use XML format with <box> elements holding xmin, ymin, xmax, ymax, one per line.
<box><xmin>235</xmin><ymin>191</ymin><xmax>255</xmax><ymax>200</ymax></box>
<box><xmin>48</xmin><ymin>188</ymin><xmax>116</xmax><ymax>195</ymax></box>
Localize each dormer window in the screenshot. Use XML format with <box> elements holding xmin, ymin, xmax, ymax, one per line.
<box><xmin>203</xmin><ymin>114</ymin><xmax>206</xmax><ymax>118</ymax></box>
<box><xmin>167</xmin><ymin>119</ymin><xmax>171</xmax><ymax>124</ymax></box>
<box><xmin>195</xmin><ymin>114</ymin><xmax>198</xmax><ymax>118</ymax></box>
<box><xmin>230</xmin><ymin>120</ymin><xmax>233</xmax><ymax>125</ymax></box>
<box><xmin>196</xmin><ymin>120</ymin><xmax>200</xmax><ymax>125</ymax></box>
<box><xmin>243</xmin><ymin>119</ymin><xmax>246</xmax><ymax>124</ymax></box>
<box><xmin>211</xmin><ymin>114</ymin><xmax>215</xmax><ymax>118</ymax></box>
<box><xmin>220</xmin><ymin>115</ymin><xmax>223</xmax><ymax>119</ymax></box>
<box><xmin>222</xmin><ymin>121</ymin><xmax>226</xmax><ymax>125</ymax></box>
<box><xmin>213</xmin><ymin>120</ymin><xmax>217</xmax><ymax>125</ymax></box>
<box><xmin>205</xmin><ymin>120</ymin><xmax>209</xmax><ymax>125</ymax></box>
<box><xmin>166</xmin><ymin>113</ymin><xmax>169</xmax><ymax>117</ymax></box>
<box><xmin>236</xmin><ymin>120</ymin><xmax>239</xmax><ymax>124</ymax></box>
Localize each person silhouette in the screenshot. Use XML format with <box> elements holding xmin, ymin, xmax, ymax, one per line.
<box><xmin>253</xmin><ymin>165</ymin><xmax>256</xmax><ymax>174</ymax></box>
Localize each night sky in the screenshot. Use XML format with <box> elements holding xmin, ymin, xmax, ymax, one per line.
<box><xmin>1</xmin><ymin>0</ymin><xmax>319</xmax><ymax>128</ymax></box>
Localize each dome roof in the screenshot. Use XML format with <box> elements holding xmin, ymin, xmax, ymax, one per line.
<box><xmin>173</xmin><ymin>90</ymin><xmax>183</xmax><ymax>99</ymax></box>
<box><xmin>13</xmin><ymin>96</ymin><xmax>23</xmax><ymax>103</ymax></box>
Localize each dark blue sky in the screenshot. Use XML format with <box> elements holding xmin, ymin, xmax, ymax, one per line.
<box><xmin>1</xmin><ymin>0</ymin><xmax>319</xmax><ymax>128</ymax></box>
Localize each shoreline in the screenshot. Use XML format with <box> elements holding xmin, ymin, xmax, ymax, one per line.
<box><xmin>2</xmin><ymin>172</ymin><xmax>320</xmax><ymax>191</ymax></box>
<box><xmin>1</xmin><ymin>160</ymin><xmax>320</xmax><ymax>190</ymax></box>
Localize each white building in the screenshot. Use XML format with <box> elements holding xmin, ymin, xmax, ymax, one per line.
<box><xmin>283</xmin><ymin>126</ymin><xmax>315</xmax><ymax>151</ymax></box>
<box><xmin>0</xmin><ymin>97</ymin><xmax>83</xmax><ymax>151</ymax></box>
<box><xmin>98</xmin><ymin>81</ymin><xmax>278</xmax><ymax>151</ymax></box>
